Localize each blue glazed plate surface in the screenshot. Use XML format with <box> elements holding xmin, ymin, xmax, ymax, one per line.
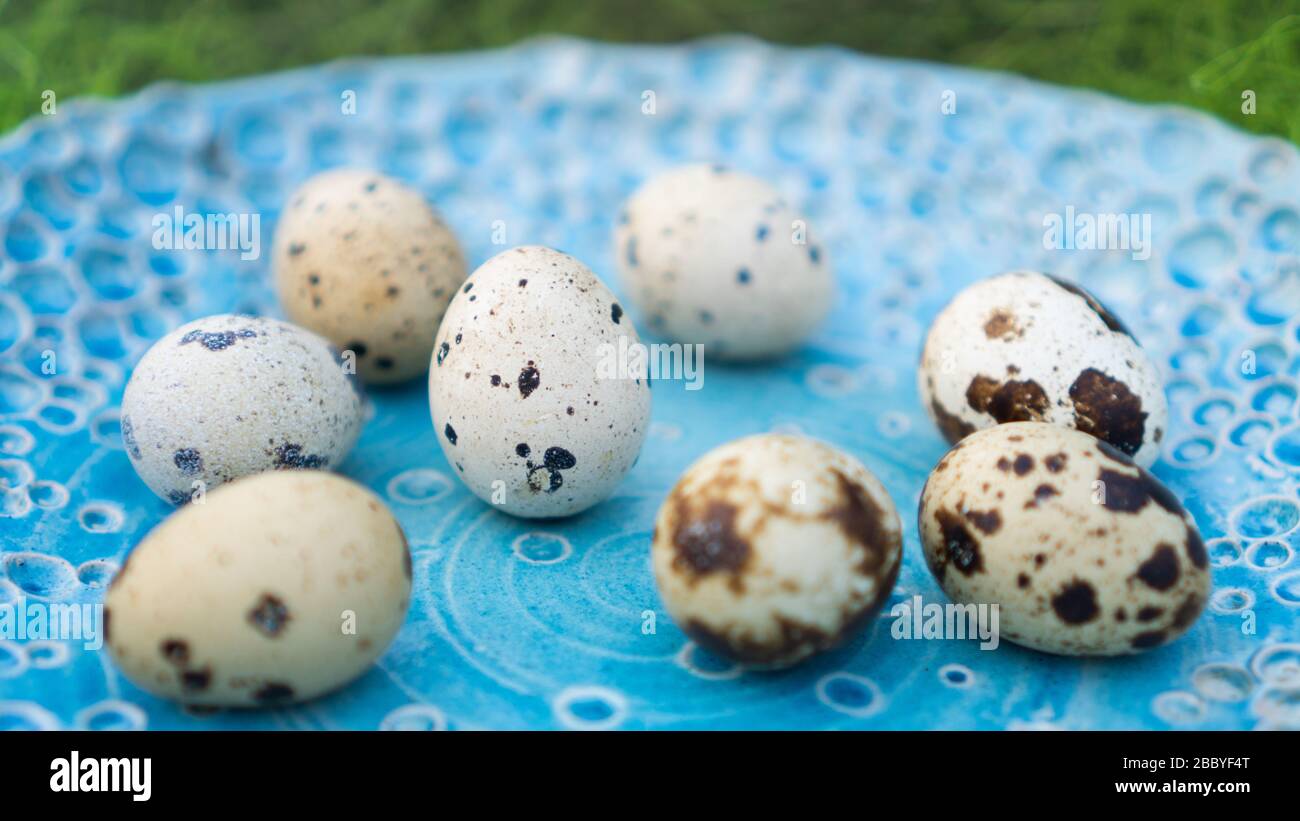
<box><xmin>1</xmin><ymin>37</ymin><xmax>1299</xmax><ymax>729</ymax></box>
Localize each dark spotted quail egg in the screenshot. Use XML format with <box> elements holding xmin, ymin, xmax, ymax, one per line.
<box><xmin>428</xmin><ymin>246</ymin><xmax>651</xmax><ymax>518</ymax></box>
<box><xmin>104</xmin><ymin>471</ymin><xmax>412</xmax><ymax>707</ymax></box>
<box><xmin>613</xmin><ymin>164</ymin><xmax>833</xmax><ymax>361</ymax></box>
<box><xmin>273</xmin><ymin>169</ymin><xmax>467</xmax><ymax>384</ymax></box>
<box><xmin>918</xmin><ymin>421</ymin><xmax>1209</xmax><ymax>656</ymax></box>
<box><xmin>120</xmin><ymin>314</ymin><xmax>364</xmax><ymax>505</ymax></box>
<box><xmin>919</xmin><ymin>271</ymin><xmax>1167</xmax><ymax>467</ymax></box>
<box><xmin>651</xmin><ymin>434</ymin><xmax>902</xmax><ymax>668</ymax></box>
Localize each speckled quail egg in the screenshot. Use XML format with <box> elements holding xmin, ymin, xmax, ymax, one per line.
<box><xmin>613</xmin><ymin>164</ymin><xmax>833</xmax><ymax>361</ymax></box>
<box><xmin>918</xmin><ymin>421</ymin><xmax>1209</xmax><ymax>656</ymax></box>
<box><xmin>121</xmin><ymin>314</ymin><xmax>364</xmax><ymax>505</ymax></box>
<box><xmin>273</xmin><ymin>169</ymin><xmax>467</xmax><ymax>383</ymax></box>
<box><xmin>428</xmin><ymin>246</ymin><xmax>651</xmax><ymax>518</ymax></box>
<box><xmin>651</xmin><ymin>434</ymin><xmax>902</xmax><ymax>668</ymax></box>
<box><xmin>919</xmin><ymin>271</ymin><xmax>1167</xmax><ymax>467</ymax></box>
<box><xmin>104</xmin><ymin>470</ymin><xmax>412</xmax><ymax>707</ymax></box>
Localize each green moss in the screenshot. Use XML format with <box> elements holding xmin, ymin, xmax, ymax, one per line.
<box><xmin>0</xmin><ymin>0</ymin><xmax>1296</xmax><ymax>141</ymax></box>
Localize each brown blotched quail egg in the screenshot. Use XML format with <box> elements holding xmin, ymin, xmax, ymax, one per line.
<box><xmin>919</xmin><ymin>271</ymin><xmax>1167</xmax><ymax>467</ymax></box>
<box><xmin>918</xmin><ymin>421</ymin><xmax>1209</xmax><ymax>656</ymax></box>
<box><xmin>273</xmin><ymin>169</ymin><xmax>467</xmax><ymax>384</ymax></box>
<box><xmin>613</xmin><ymin>164</ymin><xmax>833</xmax><ymax>361</ymax></box>
<box><xmin>120</xmin><ymin>313</ymin><xmax>363</xmax><ymax>505</ymax></box>
<box><xmin>428</xmin><ymin>246</ymin><xmax>651</xmax><ymax>518</ymax></box>
<box><xmin>104</xmin><ymin>470</ymin><xmax>412</xmax><ymax>707</ymax></box>
<box><xmin>651</xmin><ymin>434</ymin><xmax>902</xmax><ymax>668</ymax></box>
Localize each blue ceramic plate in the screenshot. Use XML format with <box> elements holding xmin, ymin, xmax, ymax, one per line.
<box><xmin>1</xmin><ymin>37</ymin><xmax>1299</xmax><ymax>729</ymax></box>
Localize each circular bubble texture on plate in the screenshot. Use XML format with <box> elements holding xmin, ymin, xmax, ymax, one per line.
<box><xmin>1</xmin><ymin>37</ymin><xmax>1298</xmax><ymax>729</ymax></box>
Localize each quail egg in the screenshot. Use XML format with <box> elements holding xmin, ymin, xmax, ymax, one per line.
<box><xmin>918</xmin><ymin>421</ymin><xmax>1209</xmax><ymax>656</ymax></box>
<box><xmin>428</xmin><ymin>246</ymin><xmax>651</xmax><ymax>518</ymax></box>
<box><xmin>919</xmin><ymin>271</ymin><xmax>1167</xmax><ymax>467</ymax></box>
<box><xmin>651</xmin><ymin>433</ymin><xmax>902</xmax><ymax>668</ymax></box>
<box><xmin>613</xmin><ymin>164</ymin><xmax>833</xmax><ymax>360</ymax></box>
<box><xmin>273</xmin><ymin>169</ymin><xmax>467</xmax><ymax>384</ymax></box>
<box><xmin>120</xmin><ymin>314</ymin><xmax>363</xmax><ymax>505</ymax></box>
<box><xmin>104</xmin><ymin>470</ymin><xmax>412</xmax><ymax>706</ymax></box>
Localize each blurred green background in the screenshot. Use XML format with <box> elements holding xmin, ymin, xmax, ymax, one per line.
<box><xmin>0</xmin><ymin>0</ymin><xmax>1297</xmax><ymax>141</ymax></box>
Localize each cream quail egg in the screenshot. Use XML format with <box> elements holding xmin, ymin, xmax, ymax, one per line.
<box><xmin>918</xmin><ymin>421</ymin><xmax>1209</xmax><ymax>656</ymax></box>
<box><xmin>428</xmin><ymin>246</ymin><xmax>651</xmax><ymax>518</ymax></box>
<box><xmin>651</xmin><ymin>433</ymin><xmax>902</xmax><ymax>668</ymax></box>
<box><xmin>273</xmin><ymin>169</ymin><xmax>467</xmax><ymax>384</ymax></box>
<box><xmin>104</xmin><ymin>470</ymin><xmax>412</xmax><ymax>706</ymax></box>
<box><xmin>919</xmin><ymin>271</ymin><xmax>1167</xmax><ymax>467</ymax></box>
<box><xmin>613</xmin><ymin>164</ymin><xmax>833</xmax><ymax>361</ymax></box>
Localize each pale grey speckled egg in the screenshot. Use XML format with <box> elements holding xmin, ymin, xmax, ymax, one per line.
<box><xmin>919</xmin><ymin>271</ymin><xmax>1167</xmax><ymax>467</ymax></box>
<box><xmin>120</xmin><ymin>314</ymin><xmax>364</xmax><ymax>505</ymax></box>
<box><xmin>919</xmin><ymin>422</ymin><xmax>1209</xmax><ymax>656</ymax></box>
<box><xmin>104</xmin><ymin>471</ymin><xmax>411</xmax><ymax>706</ymax></box>
<box><xmin>652</xmin><ymin>434</ymin><xmax>902</xmax><ymax>668</ymax></box>
<box><xmin>273</xmin><ymin>169</ymin><xmax>467</xmax><ymax>384</ymax></box>
<box><xmin>428</xmin><ymin>246</ymin><xmax>651</xmax><ymax>518</ymax></box>
<box><xmin>614</xmin><ymin>164</ymin><xmax>833</xmax><ymax>361</ymax></box>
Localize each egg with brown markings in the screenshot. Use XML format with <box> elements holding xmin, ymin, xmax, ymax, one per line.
<box><xmin>918</xmin><ymin>421</ymin><xmax>1209</xmax><ymax>656</ymax></box>
<box><xmin>918</xmin><ymin>271</ymin><xmax>1167</xmax><ymax>467</ymax></box>
<box><xmin>104</xmin><ymin>471</ymin><xmax>412</xmax><ymax>707</ymax></box>
<box><xmin>651</xmin><ymin>434</ymin><xmax>902</xmax><ymax>668</ymax></box>
<box><xmin>273</xmin><ymin>169</ymin><xmax>467</xmax><ymax>384</ymax></box>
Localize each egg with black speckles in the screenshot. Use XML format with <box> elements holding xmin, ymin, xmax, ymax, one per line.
<box><xmin>918</xmin><ymin>421</ymin><xmax>1209</xmax><ymax>656</ymax></box>
<box><xmin>651</xmin><ymin>434</ymin><xmax>902</xmax><ymax>668</ymax></box>
<box><xmin>104</xmin><ymin>470</ymin><xmax>412</xmax><ymax>707</ymax></box>
<box><xmin>428</xmin><ymin>246</ymin><xmax>651</xmax><ymax>518</ymax></box>
<box><xmin>919</xmin><ymin>271</ymin><xmax>1167</xmax><ymax>467</ymax></box>
<box><xmin>120</xmin><ymin>314</ymin><xmax>364</xmax><ymax>505</ymax></box>
<box><xmin>273</xmin><ymin>169</ymin><xmax>467</xmax><ymax>384</ymax></box>
<box><xmin>613</xmin><ymin>164</ymin><xmax>833</xmax><ymax>361</ymax></box>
